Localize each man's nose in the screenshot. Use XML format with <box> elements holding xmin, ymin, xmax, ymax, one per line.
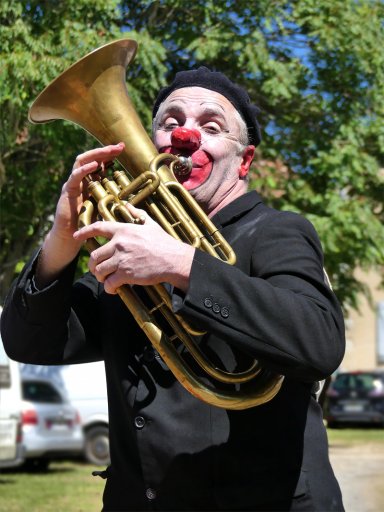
<box><xmin>171</xmin><ymin>127</ymin><xmax>201</xmax><ymax>151</ymax></box>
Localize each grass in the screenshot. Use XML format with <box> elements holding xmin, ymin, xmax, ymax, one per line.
<box><xmin>327</xmin><ymin>425</ymin><xmax>384</xmax><ymax>445</ymax></box>
<box><xmin>1</xmin><ymin>427</ymin><xmax>383</xmax><ymax>512</ymax></box>
<box><xmin>0</xmin><ymin>460</ymin><xmax>104</xmax><ymax>512</ymax></box>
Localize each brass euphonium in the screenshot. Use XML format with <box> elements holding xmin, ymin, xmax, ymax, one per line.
<box><xmin>28</xmin><ymin>39</ymin><xmax>284</xmax><ymax>409</ymax></box>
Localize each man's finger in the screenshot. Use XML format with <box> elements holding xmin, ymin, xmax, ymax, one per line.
<box><xmin>73</xmin><ymin>221</ymin><xmax>122</xmax><ymax>242</ymax></box>
<box><xmin>93</xmin><ymin>258</ymin><xmax>118</xmax><ymax>283</ymax></box>
<box><xmin>73</xmin><ymin>143</ymin><xmax>125</xmax><ymax>170</ymax></box>
<box><xmin>88</xmin><ymin>243</ymin><xmax>115</xmax><ymax>274</ymax></box>
<box><xmin>67</xmin><ymin>161</ymin><xmax>99</xmax><ymax>190</ymax></box>
<box><xmin>125</xmin><ymin>203</ymin><xmax>152</xmax><ymax>225</ymax></box>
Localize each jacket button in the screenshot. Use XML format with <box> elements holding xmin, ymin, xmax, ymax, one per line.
<box><xmin>221</xmin><ymin>307</ymin><xmax>229</xmax><ymax>318</ymax></box>
<box><xmin>134</xmin><ymin>416</ymin><xmax>146</xmax><ymax>429</ymax></box>
<box><xmin>212</xmin><ymin>303</ymin><xmax>220</xmax><ymax>313</ymax></box>
<box><xmin>146</xmin><ymin>488</ymin><xmax>157</xmax><ymax>500</ymax></box>
<box><xmin>204</xmin><ymin>298</ymin><xmax>213</xmax><ymax>308</ymax></box>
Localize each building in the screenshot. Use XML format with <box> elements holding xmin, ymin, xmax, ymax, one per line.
<box><xmin>342</xmin><ymin>269</ymin><xmax>384</xmax><ymax>371</ymax></box>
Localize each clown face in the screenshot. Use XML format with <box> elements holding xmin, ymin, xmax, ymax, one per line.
<box><xmin>153</xmin><ymin>87</ymin><xmax>254</xmax><ymax>216</ymax></box>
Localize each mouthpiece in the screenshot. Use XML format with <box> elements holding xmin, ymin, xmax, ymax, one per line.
<box><xmin>174</xmin><ymin>156</ymin><xmax>192</xmax><ymax>176</ymax></box>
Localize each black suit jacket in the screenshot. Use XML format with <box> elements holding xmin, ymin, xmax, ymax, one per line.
<box><xmin>1</xmin><ymin>191</ymin><xmax>345</xmax><ymax>511</ymax></box>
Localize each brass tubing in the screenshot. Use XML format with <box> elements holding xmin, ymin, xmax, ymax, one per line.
<box><xmin>144</xmin><ymin>286</ymin><xmax>261</xmax><ymax>384</ymax></box>
<box><xmin>116</xmin><ymin>283</ymin><xmax>283</xmax><ymax>409</ymax></box>
<box><xmin>165</xmin><ymin>180</ymin><xmax>236</xmax><ymax>263</ymax></box>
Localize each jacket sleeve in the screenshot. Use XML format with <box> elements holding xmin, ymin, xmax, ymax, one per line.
<box><xmin>0</xmin><ymin>250</ymin><xmax>103</xmax><ymax>365</ymax></box>
<box><xmin>172</xmin><ymin>211</ymin><xmax>345</xmax><ymax>382</ymax></box>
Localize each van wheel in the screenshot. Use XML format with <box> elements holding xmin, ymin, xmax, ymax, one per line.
<box><xmin>84</xmin><ymin>425</ymin><xmax>110</xmax><ymax>466</ymax></box>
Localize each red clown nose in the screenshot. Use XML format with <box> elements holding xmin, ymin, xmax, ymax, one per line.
<box><xmin>171</xmin><ymin>127</ymin><xmax>201</xmax><ymax>150</ymax></box>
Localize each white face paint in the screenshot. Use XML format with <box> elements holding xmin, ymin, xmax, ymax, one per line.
<box><xmin>153</xmin><ymin>87</ymin><xmax>255</xmax><ymax>216</ymax></box>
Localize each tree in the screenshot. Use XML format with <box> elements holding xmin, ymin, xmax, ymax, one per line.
<box><xmin>121</xmin><ymin>0</ymin><xmax>384</xmax><ymax>310</ymax></box>
<box><xmin>1</xmin><ymin>0</ymin><xmax>383</xmax><ymax>311</ymax></box>
<box><xmin>0</xmin><ymin>0</ymin><xmax>166</xmax><ymax>297</ymax></box>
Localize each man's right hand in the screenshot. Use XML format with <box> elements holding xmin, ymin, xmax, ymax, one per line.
<box><xmin>35</xmin><ymin>143</ymin><xmax>125</xmax><ymax>288</ymax></box>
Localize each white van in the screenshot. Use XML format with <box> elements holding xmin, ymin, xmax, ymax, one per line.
<box><xmin>61</xmin><ymin>362</ymin><xmax>109</xmax><ymax>466</ymax></box>
<box><xmin>0</xmin><ymin>334</ymin><xmax>24</xmax><ymax>469</ymax></box>
<box><xmin>21</xmin><ymin>361</ymin><xmax>109</xmax><ymax>466</ymax></box>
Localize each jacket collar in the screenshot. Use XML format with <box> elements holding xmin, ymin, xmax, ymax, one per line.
<box><xmin>211</xmin><ymin>190</ymin><xmax>263</xmax><ymax>228</ymax></box>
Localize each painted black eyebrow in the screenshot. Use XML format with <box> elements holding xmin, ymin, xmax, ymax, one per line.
<box><xmin>159</xmin><ymin>101</ymin><xmax>230</xmax><ymax>131</ymax></box>
<box><xmin>161</xmin><ymin>101</ymin><xmax>226</xmax><ymax>118</ymax></box>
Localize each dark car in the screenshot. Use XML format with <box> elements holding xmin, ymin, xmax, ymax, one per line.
<box><xmin>325</xmin><ymin>370</ymin><xmax>384</xmax><ymax>428</ymax></box>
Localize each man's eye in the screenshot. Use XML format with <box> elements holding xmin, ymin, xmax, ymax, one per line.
<box><xmin>202</xmin><ymin>124</ymin><xmax>221</xmax><ymax>134</ymax></box>
<box><xmin>161</xmin><ymin>117</ymin><xmax>181</xmax><ymax>131</ymax></box>
<box><xmin>164</xmin><ymin>122</ymin><xmax>179</xmax><ymax>131</ymax></box>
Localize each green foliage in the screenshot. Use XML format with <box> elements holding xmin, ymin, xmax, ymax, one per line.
<box><xmin>0</xmin><ymin>0</ymin><xmax>165</xmax><ymax>296</ymax></box>
<box><xmin>1</xmin><ymin>0</ymin><xmax>383</xmax><ymax>311</ymax></box>
<box><xmin>123</xmin><ymin>0</ymin><xmax>384</xmax><ymax>310</ymax></box>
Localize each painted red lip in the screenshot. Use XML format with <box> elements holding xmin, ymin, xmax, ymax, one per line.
<box><xmin>160</xmin><ymin>147</ymin><xmax>211</xmax><ymax>168</ymax></box>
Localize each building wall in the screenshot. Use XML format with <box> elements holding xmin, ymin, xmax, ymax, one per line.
<box><xmin>341</xmin><ymin>269</ymin><xmax>384</xmax><ymax>372</ymax></box>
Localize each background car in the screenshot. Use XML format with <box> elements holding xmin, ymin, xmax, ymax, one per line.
<box><xmin>21</xmin><ymin>362</ymin><xmax>110</xmax><ymax>467</ymax></box>
<box><xmin>325</xmin><ymin>370</ymin><xmax>384</xmax><ymax>428</ymax></box>
<box><xmin>21</xmin><ymin>376</ymin><xmax>84</xmax><ymax>470</ymax></box>
<box><xmin>0</xmin><ymin>328</ymin><xmax>24</xmax><ymax>470</ymax></box>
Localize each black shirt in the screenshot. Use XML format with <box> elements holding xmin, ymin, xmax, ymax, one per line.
<box><xmin>1</xmin><ymin>191</ymin><xmax>345</xmax><ymax>511</ymax></box>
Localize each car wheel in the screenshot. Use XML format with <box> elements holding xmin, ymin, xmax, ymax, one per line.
<box><xmin>84</xmin><ymin>425</ymin><xmax>110</xmax><ymax>466</ymax></box>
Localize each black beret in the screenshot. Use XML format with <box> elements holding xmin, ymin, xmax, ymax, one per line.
<box><xmin>152</xmin><ymin>66</ymin><xmax>261</xmax><ymax>147</ymax></box>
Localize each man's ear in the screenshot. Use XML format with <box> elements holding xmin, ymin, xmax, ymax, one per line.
<box><xmin>239</xmin><ymin>145</ymin><xmax>255</xmax><ymax>178</ymax></box>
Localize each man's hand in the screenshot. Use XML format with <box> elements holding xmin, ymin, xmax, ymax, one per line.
<box><xmin>35</xmin><ymin>143</ymin><xmax>125</xmax><ymax>288</ymax></box>
<box><xmin>53</xmin><ymin>143</ymin><xmax>126</xmax><ymax>243</ymax></box>
<box><xmin>73</xmin><ymin>204</ymin><xmax>194</xmax><ymax>294</ymax></box>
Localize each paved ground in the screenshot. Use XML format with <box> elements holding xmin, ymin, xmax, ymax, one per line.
<box><xmin>329</xmin><ymin>442</ymin><xmax>384</xmax><ymax>512</ymax></box>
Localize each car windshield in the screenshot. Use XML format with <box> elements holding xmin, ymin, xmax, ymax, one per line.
<box><xmin>333</xmin><ymin>373</ymin><xmax>384</xmax><ymax>393</ymax></box>
<box><xmin>22</xmin><ymin>381</ymin><xmax>63</xmax><ymax>404</ymax></box>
